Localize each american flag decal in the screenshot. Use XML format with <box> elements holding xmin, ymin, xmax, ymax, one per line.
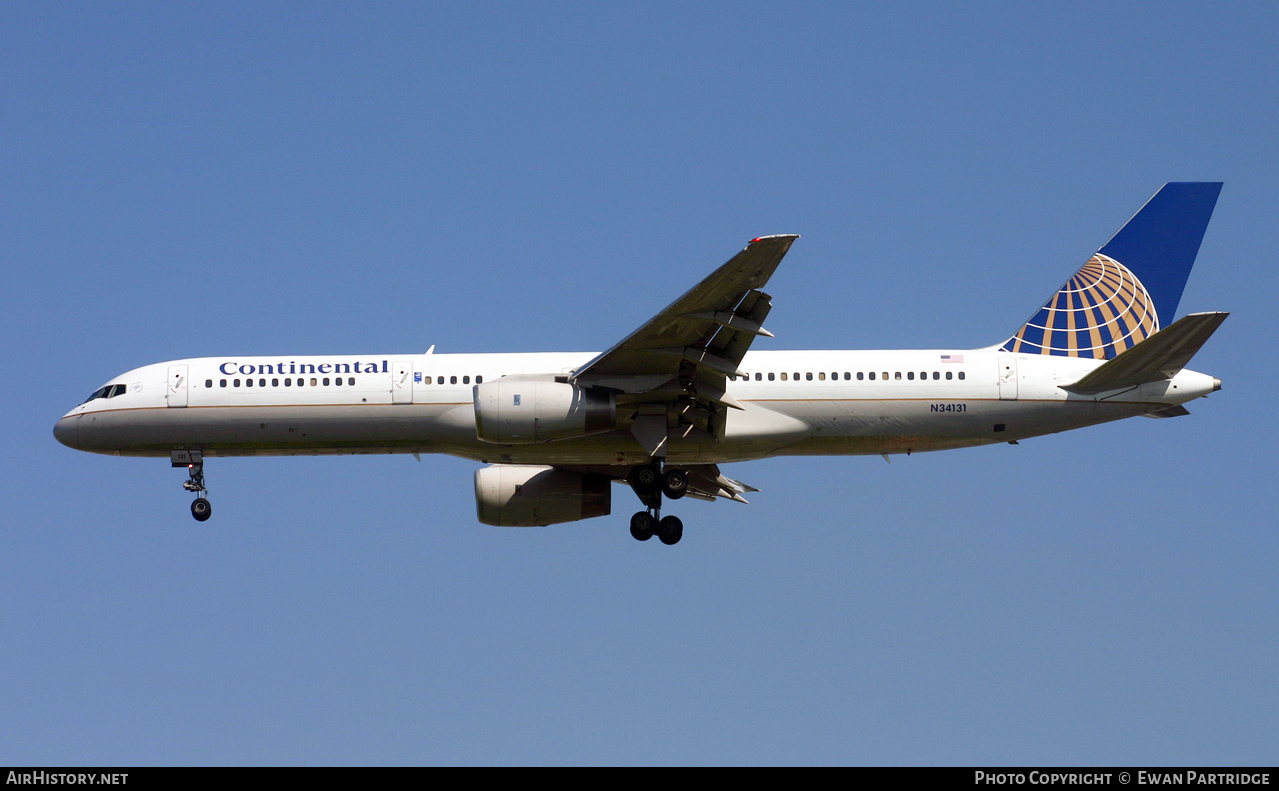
<box><xmin>940</xmin><ymin>354</ymin><xmax>964</xmax><ymax>363</ymax></box>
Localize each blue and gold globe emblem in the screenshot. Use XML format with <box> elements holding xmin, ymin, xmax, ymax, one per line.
<box><xmin>1004</xmin><ymin>254</ymin><xmax>1159</xmax><ymax>359</ymax></box>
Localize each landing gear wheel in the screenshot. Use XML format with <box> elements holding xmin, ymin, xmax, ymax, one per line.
<box><xmin>661</xmin><ymin>468</ymin><xmax>688</xmax><ymax>500</ymax></box>
<box><xmin>632</xmin><ymin>465</ymin><xmax>660</xmax><ymax>493</ymax></box>
<box><xmin>630</xmin><ymin>511</ymin><xmax>655</xmax><ymax>541</ymax></box>
<box><xmin>191</xmin><ymin>497</ymin><xmax>212</xmax><ymax>522</ymax></box>
<box><xmin>657</xmin><ymin>515</ymin><xmax>683</xmax><ymax>545</ymax></box>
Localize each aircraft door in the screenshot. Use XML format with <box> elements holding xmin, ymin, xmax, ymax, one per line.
<box><xmin>392</xmin><ymin>361</ymin><xmax>413</xmax><ymax>404</ymax></box>
<box><xmin>998</xmin><ymin>356</ymin><xmax>1018</xmax><ymax>400</ymax></box>
<box><xmin>167</xmin><ymin>364</ymin><xmax>189</xmax><ymax>407</ymax></box>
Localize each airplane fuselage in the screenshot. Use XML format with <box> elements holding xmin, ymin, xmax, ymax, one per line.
<box><xmin>54</xmin><ymin>348</ymin><xmax>1218</xmax><ymax>466</ymax></box>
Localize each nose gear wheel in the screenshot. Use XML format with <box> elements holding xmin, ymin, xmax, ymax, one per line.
<box><xmin>179</xmin><ymin>460</ymin><xmax>212</xmax><ymax>522</ymax></box>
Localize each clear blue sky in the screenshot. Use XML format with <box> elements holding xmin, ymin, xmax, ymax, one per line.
<box><xmin>2</xmin><ymin>2</ymin><xmax>1276</xmax><ymax>766</ymax></box>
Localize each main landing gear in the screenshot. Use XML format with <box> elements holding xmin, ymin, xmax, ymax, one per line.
<box><xmin>628</xmin><ymin>463</ymin><xmax>688</xmax><ymax>545</ymax></box>
<box><xmin>172</xmin><ymin>450</ymin><xmax>212</xmax><ymax>522</ymax></box>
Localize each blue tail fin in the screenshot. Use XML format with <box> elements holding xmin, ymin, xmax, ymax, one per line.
<box><xmin>1002</xmin><ymin>182</ymin><xmax>1222</xmax><ymax>359</ymax></box>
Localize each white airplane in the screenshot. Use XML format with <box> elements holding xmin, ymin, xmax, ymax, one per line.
<box><xmin>55</xmin><ymin>183</ymin><xmax>1226</xmax><ymax>545</ymax></box>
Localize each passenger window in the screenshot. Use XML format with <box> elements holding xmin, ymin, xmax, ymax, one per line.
<box><xmin>933</xmin><ymin>371</ymin><xmax>940</xmax><ymax>380</ymax></box>
<box><xmin>450</xmin><ymin>376</ymin><xmax>457</xmax><ymax>385</ymax></box>
<box><xmin>818</xmin><ymin>372</ymin><xmax>826</xmax><ymax>381</ymax></box>
<box><xmin>793</xmin><ymin>372</ymin><xmax>800</xmax><ymax>381</ymax></box>
<box><xmin>272</xmin><ymin>378</ymin><xmax>279</xmax><ymax>387</ymax></box>
<box><xmin>323</xmin><ymin>378</ymin><xmax>330</xmax><ymax>386</ymax></box>
<box><xmin>285</xmin><ymin>378</ymin><xmax>292</xmax><ymax>386</ymax></box>
<box><xmin>437</xmin><ymin>376</ymin><xmax>444</xmax><ymax>385</ymax></box>
<box><xmin>246</xmin><ymin>378</ymin><xmax>253</xmax><ymax>387</ymax></box>
<box><xmin>259</xmin><ymin>378</ymin><xmax>266</xmax><ymax>387</ymax></box>
<box><xmin>463</xmin><ymin>376</ymin><xmax>470</xmax><ymax>384</ymax></box>
<box><xmin>857</xmin><ymin>372</ymin><xmax>864</xmax><ymax>380</ymax></box>
<box><xmin>755</xmin><ymin>373</ymin><xmax>762</xmax><ymax>381</ymax></box>
<box><xmin>780</xmin><ymin>372</ymin><xmax>788</xmax><ymax>381</ymax></box>
<box><xmin>220</xmin><ymin>379</ymin><xmax>227</xmax><ymax>388</ymax></box>
<box><xmin>348</xmin><ymin>378</ymin><xmax>355</xmax><ymax>386</ymax></box>
<box><xmin>806</xmin><ymin>373</ymin><xmax>813</xmax><ymax>381</ymax></box>
<box><xmin>946</xmin><ymin>371</ymin><xmax>953</xmax><ymax>380</ymax></box>
<box><xmin>310</xmin><ymin>378</ymin><xmax>317</xmax><ymax>386</ymax></box>
<box><xmin>768</xmin><ymin>373</ymin><xmax>775</xmax><ymax>381</ymax></box>
<box><xmin>334</xmin><ymin>378</ymin><xmax>341</xmax><ymax>387</ymax></box>
<box><xmin>234</xmin><ymin>379</ymin><xmax>241</xmax><ymax>387</ymax></box>
<box><xmin>869</xmin><ymin>372</ymin><xmax>875</xmax><ymax>380</ymax></box>
<box><xmin>959</xmin><ymin>371</ymin><xmax>966</xmax><ymax>380</ymax></box>
<box><xmin>907</xmin><ymin>372</ymin><xmax>915</xmax><ymax>380</ymax></box>
<box><xmin>205</xmin><ymin>379</ymin><xmax>213</xmax><ymax>388</ymax></box>
<box><xmin>882</xmin><ymin>372</ymin><xmax>888</xmax><ymax>380</ymax></box>
<box><xmin>476</xmin><ymin>375</ymin><xmax>483</xmax><ymax>384</ymax></box>
<box><xmin>894</xmin><ymin>372</ymin><xmax>901</xmax><ymax>380</ymax></box>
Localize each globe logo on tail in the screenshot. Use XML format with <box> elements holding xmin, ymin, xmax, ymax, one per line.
<box><xmin>1003</xmin><ymin>254</ymin><xmax>1159</xmax><ymax>359</ymax></box>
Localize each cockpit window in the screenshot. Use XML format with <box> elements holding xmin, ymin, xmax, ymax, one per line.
<box><xmin>83</xmin><ymin>384</ymin><xmax>126</xmax><ymax>404</ymax></box>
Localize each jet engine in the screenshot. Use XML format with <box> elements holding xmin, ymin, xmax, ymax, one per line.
<box><xmin>474</xmin><ymin>464</ymin><xmax>612</xmax><ymax>526</ymax></box>
<box><xmin>473</xmin><ymin>377</ymin><xmax>615</xmax><ymax>444</ymax></box>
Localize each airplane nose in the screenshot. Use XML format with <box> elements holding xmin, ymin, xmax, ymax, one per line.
<box><xmin>53</xmin><ymin>416</ymin><xmax>79</xmax><ymax>449</ymax></box>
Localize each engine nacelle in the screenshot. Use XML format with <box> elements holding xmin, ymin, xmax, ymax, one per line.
<box><xmin>474</xmin><ymin>464</ymin><xmax>612</xmax><ymax>527</ymax></box>
<box><xmin>473</xmin><ymin>377</ymin><xmax>615</xmax><ymax>444</ymax></box>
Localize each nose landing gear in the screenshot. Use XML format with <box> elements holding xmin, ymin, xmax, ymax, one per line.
<box><xmin>172</xmin><ymin>450</ymin><xmax>212</xmax><ymax>522</ymax></box>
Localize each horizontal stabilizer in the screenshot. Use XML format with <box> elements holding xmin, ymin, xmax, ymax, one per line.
<box><xmin>1065</xmin><ymin>312</ymin><xmax>1228</xmax><ymax>393</ymax></box>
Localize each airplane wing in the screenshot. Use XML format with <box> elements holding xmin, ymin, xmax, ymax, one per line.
<box><xmin>570</xmin><ymin>234</ymin><xmax>798</xmax><ymax>446</ymax></box>
<box><xmin>680</xmin><ymin>464</ymin><xmax>760</xmax><ymax>503</ymax></box>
